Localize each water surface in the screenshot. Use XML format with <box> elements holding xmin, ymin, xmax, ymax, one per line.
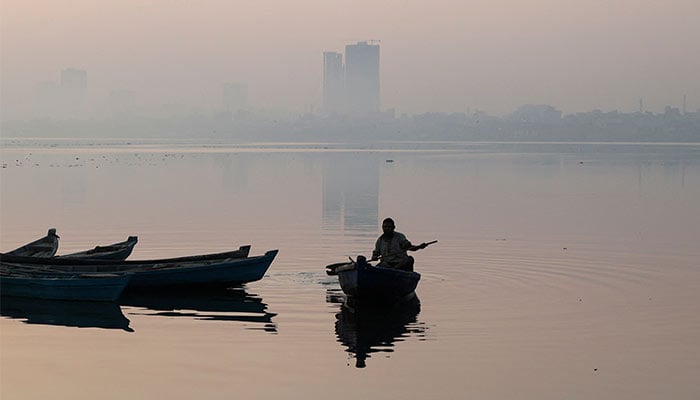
<box><xmin>1</xmin><ymin>140</ymin><xmax>699</xmax><ymax>399</ymax></box>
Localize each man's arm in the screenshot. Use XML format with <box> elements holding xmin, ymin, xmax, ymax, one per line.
<box><xmin>371</xmin><ymin>237</ymin><xmax>381</xmax><ymax>261</ymax></box>
<box><xmin>408</xmin><ymin>242</ymin><xmax>428</xmax><ymax>251</ymax></box>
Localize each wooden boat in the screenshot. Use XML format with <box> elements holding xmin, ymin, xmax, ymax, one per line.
<box><xmin>4</xmin><ymin>230</ymin><xmax>138</xmax><ymax>261</ymax></box>
<box><xmin>6</xmin><ymin>228</ymin><xmax>60</xmax><ymax>258</ymax></box>
<box><xmin>1</xmin><ymin>245</ymin><xmax>250</xmax><ymax>268</ymax></box>
<box><xmin>0</xmin><ymin>270</ymin><xmax>131</xmax><ymax>302</ymax></box>
<box><xmin>331</xmin><ymin>256</ymin><xmax>421</xmax><ymax>304</ymax></box>
<box><xmin>57</xmin><ymin>236</ymin><xmax>138</xmax><ymax>261</ymax></box>
<box><xmin>0</xmin><ymin>247</ymin><xmax>276</xmax><ymax>291</ymax></box>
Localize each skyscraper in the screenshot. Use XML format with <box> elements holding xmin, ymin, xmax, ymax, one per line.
<box><xmin>344</xmin><ymin>41</ymin><xmax>380</xmax><ymax>114</ymax></box>
<box><xmin>323</xmin><ymin>51</ymin><xmax>344</xmax><ymax>113</ymax></box>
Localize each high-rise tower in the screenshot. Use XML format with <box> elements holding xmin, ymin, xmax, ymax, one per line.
<box><xmin>344</xmin><ymin>41</ymin><xmax>380</xmax><ymax>114</ymax></box>
<box><xmin>323</xmin><ymin>52</ymin><xmax>344</xmax><ymax>113</ymax></box>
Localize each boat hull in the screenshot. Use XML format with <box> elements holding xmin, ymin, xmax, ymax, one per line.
<box><xmin>337</xmin><ymin>261</ymin><xmax>420</xmax><ymax>304</ymax></box>
<box><xmin>1</xmin><ymin>248</ymin><xmax>276</xmax><ymax>291</ymax></box>
<box><xmin>0</xmin><ymin>274</ymin><xmax>130</xmax><ymax>302</ymax></box>
<box><xmin>57</xmin><ymin>236</ymin><xmax>138</xmax><ymax>261</ymax></box>
<box><xmin>125</xmin><ymin>250</ymin><xmax>278</xmax><ymax>290</ymax></box>
<box><xmin>0</xmin><ymin>245</ymin><xmax>251</xmax><ymax>267</ymax></box>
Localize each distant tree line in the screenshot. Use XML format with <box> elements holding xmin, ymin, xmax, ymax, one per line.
<box><xmin>3</xmin><ymin>105</ymin><xmax>699</xmax><ymax>142</ymax></box>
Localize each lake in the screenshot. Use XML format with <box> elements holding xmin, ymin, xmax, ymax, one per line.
<box><xmin>1</xmin><ymin>139</ymin><xmax>699</xmax><ymax>399</ymax></box>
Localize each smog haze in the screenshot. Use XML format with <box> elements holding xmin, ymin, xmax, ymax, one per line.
<box><xmin>2</xmin><ymin>0</ymin><xmax>699</xmax><ymax>120</ymax></box>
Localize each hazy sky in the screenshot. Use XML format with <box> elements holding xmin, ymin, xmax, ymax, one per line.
<box><xmin>1</xmin><ymin>0</ymin><xmax>699</xmax><ymax>118</ymax></box>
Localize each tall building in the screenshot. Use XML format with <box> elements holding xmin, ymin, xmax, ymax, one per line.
<box><xmin>223</xmin><ymin>83</ymin><xmax>249</xmax><ymax>112</ymax></box>
<box><xmin>344</xmin><ymin>41</ymin><xmax>380</xmax><ymax>114</ymax></box>
<box><xmin>323</xmin><ymin>51</ymin><xmax>344</xmax><ymax>113</ymax></box>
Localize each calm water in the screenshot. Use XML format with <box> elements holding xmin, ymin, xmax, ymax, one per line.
<box><xmin>1</xmin><ymin>139</ymin><xmax>699</xmax><ymax>399</ymax></box>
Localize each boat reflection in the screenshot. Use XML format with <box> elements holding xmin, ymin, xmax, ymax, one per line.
<box><xmin>120</xmin><ymin>287</ymin><xmax>277</xmax><ymax>334</ymax></box>
<box><xmin>0</xmin><ymin>296</ymin><xmax>132</xmax><ymax>331</ymax></box>
<box><xmin>328</xmin><ymin>289</ymin><xmax>426</xmax><ymax>368</ymax></box>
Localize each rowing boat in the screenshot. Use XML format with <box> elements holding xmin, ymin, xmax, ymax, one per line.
<box><xmin>6</xmin><ymin>229</ymin><xmax>60</xmax><ymax>258</ymax></box>
<box><xmin>57</xmin><ymin>236</ymin><xmax>138</xmax><ymax>261</ymax></box>
<box><xmin>0</xmin><ymin>247</ymin><xmax>277</xmax><ymax>291</ymax></box>
<box><xmin>0</xmin><ymin>270</ymin><xmax>131</xmax><ymax>301</ymax></box>
<box><xmin>4</xmin><ymin>230</ymin><xmax>138</xmax><ymax>261</ymax></box>
<box><xmin>333</xmin><ymin>256</ymin><xmax>421</xmax><ymax>304</ymax></box>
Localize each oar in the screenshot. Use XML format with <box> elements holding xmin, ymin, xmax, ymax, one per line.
<box><xmin>370</xmin><ymin>240</ymin><xmax>438</xmax><ymax>261</ymax></box>
<box><xmin>326</xmin><ymin>257</ymin><xmax>355</xmax><ymax>276</ymax></box>
<box><xmin>325</xmin><ymin>240</ymin><xmax>437</xmax><ymax>275</ymax></box>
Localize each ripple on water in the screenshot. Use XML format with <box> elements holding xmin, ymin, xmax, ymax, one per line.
<box><xmin>415</xmin><ymin>238</ymin><xmax>685</xmax><ymax>300</ymax></box>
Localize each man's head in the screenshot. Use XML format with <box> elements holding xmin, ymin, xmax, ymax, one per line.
<box><xmin>382</xmin><ymin>218</ymin><xmax>396</xmax><ymax>235</ymax></box>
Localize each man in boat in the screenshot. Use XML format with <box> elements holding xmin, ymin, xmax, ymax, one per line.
<box><xmin>370</xmin><ymin>218</ymin><xmax>427</xmax><ymax>272</ymax></box>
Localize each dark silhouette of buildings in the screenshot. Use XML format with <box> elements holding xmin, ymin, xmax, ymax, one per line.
<box><xmin>322</xmin><ymin>41</ymin><xmax>381</xmax><ymax>115</ymax></box>
<box><xmin>34</xmin><ymin>68</ymin><xmax>88</xmax><ymax>119</ymax></box>
<box><xmin>345</xmin><ymin>41</ymin><xmax>380</xmax><ymax>114</ymax></box>
<box><xmin>323</xmin><ymin>52</ymin><xmax>344</xmax><ymax>113</ymax></box>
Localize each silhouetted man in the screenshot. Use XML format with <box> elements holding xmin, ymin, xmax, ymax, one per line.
<box><xmin>371</xmin><ymin>218</ymin><xmax>427</xmax><ymax>272</ymax></box>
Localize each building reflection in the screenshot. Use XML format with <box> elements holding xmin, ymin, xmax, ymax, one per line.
<box><xmin>0</xmin><ymin>296</ymin><xmax>133</xmax><ymax>332</ymax></box>
<box><xmin>119</xmin><ymin>287</ymin><xmax>277</xmax><ymax>334</ymax></box>
<box><xmin>327</xmin><ymin>289</ymin><xmax>426</xmax><ymax>368</ymax></box>
<box><xmin>322</xmin><ymin>154</ymin><xmax>379</xmax><ymax>234</ymax></box>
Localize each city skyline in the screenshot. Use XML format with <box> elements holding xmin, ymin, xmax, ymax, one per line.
<box><xmin>4</xmin><ymin>61</ymin><xmax>698</xmax><ymax>123</ymax></box>
<box><xmin>2</xmin><ymin>0</ymin><xmax>698</xmax><ymax>120</ymax></box>
<box><xmin>324</xmin><ymin>41</ymin><xmax>381</xmax><ymax>115</ymax></box>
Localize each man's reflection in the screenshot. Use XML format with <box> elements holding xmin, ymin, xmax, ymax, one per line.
<box><xmin>329</xmin><ymin>290</ymin><xmax>425</xmax><ymax>368</ymax></box>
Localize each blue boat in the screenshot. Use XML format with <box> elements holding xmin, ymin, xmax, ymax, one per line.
<box><xmin>122</xmin><ymin>249</ymin><xmax>278</xmax><ymax>290</ymax></box>
<box><xmin>57</xmin><ymin>236</ymin><xmax>138</xmax><ymax>261</ymax></box>
<box><xmin>334</xmin><ymin>256</ymin><xmax>421</xmax><ymax>304</ymax></box>
<box><xmin>0</xmin><ymin>247</ymin><xmax>276</xmax><ymax>291</ymax></box>
<box><xmin>0</xmin><ymin>271</ymin><xmax>131</xmax><ymax>302</ymax></box>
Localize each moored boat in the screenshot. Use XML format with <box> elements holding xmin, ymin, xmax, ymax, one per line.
<box><xmin>0</xmin><ymin>245</ymin><xmax>251</xmax><ymax>269</ymax></box>
<box><xmin>4</xmin><ymin>230</ymin><xmax>139</xmax><ymax>261</ymax></box>
<box><xmin>0</xmin><ymin>270</ymin><xmax>131</xmax><ymax>302</ymax></box>
<box><xmin>6</xmin><ymin>228</ymin><xmax>60</xmax><ymax>258</ymax></box>
<box><xmin>0</xmin><ymin>247</ymin><xmax>276</xmax><ymax>291</ymax></box>
<box><xmin>57</xmin><ymin>236</ymin><xmax>139</xmax><ymax>261</ymax></box>
<box><xmin>332</xmin><ymin>256</ymin><xmax>421</xmax><ymax>304</ymax></box>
